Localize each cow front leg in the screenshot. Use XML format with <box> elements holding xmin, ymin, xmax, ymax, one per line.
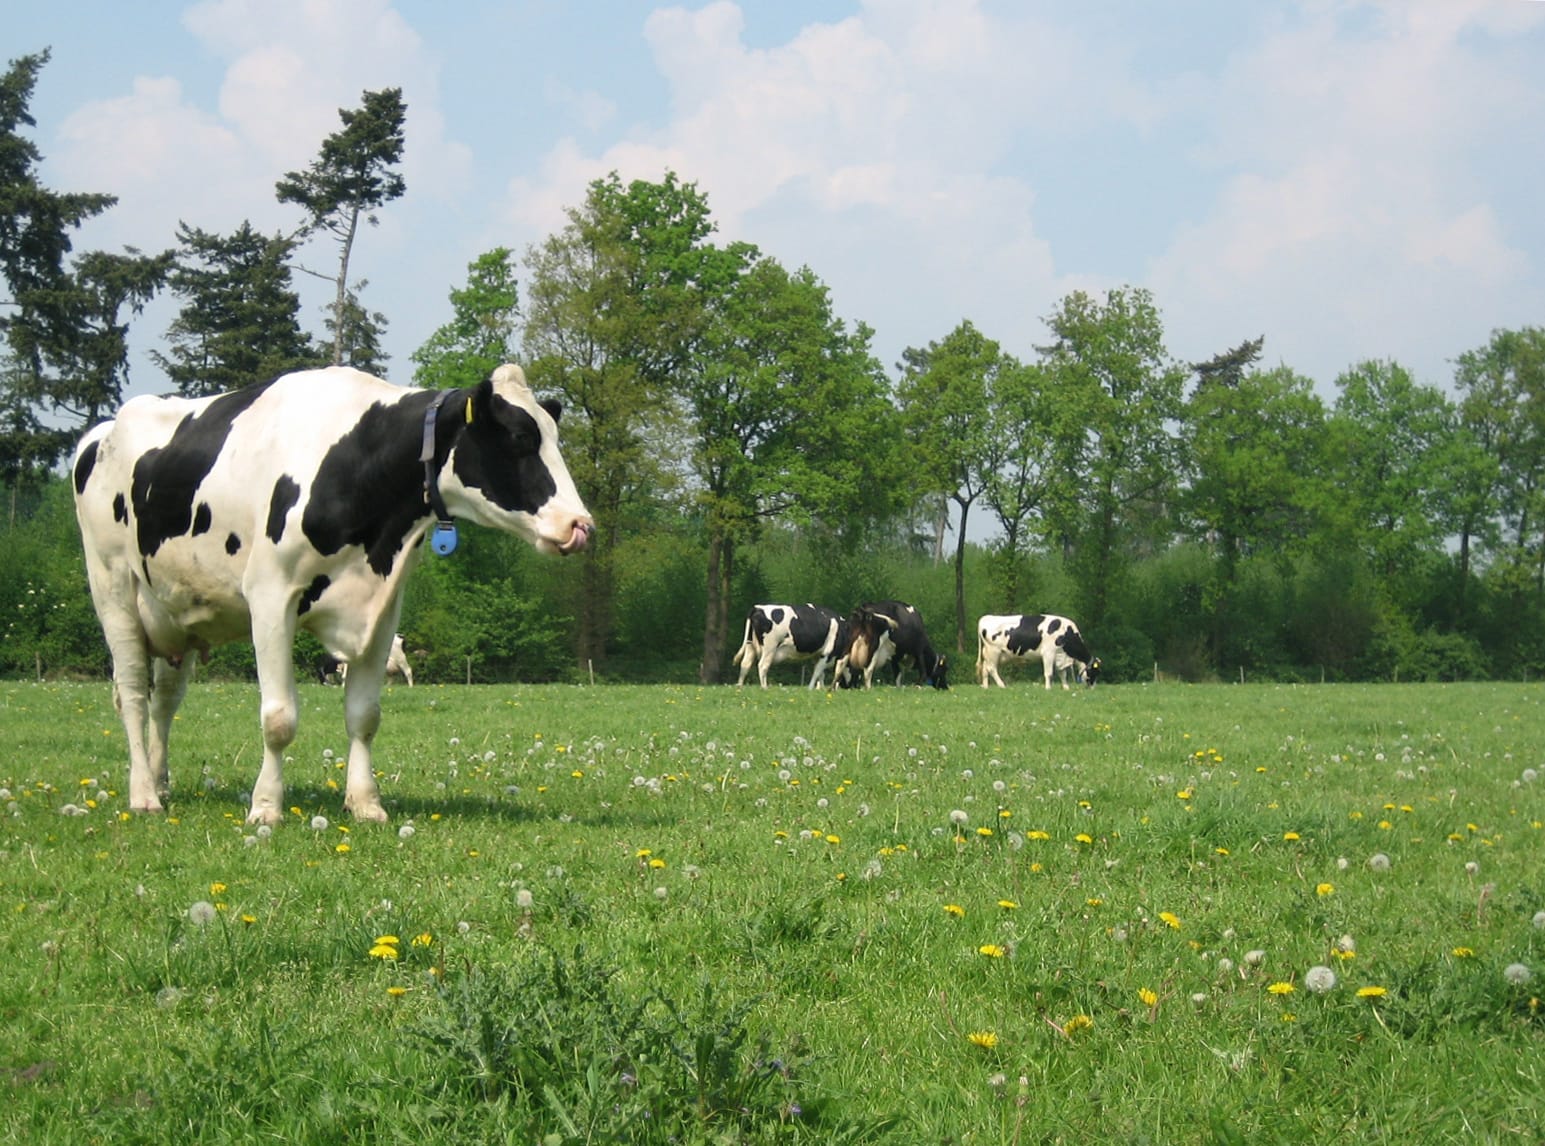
<box><xmin>340</xmin><ymin>651</ymin><xmax>389</xmax><ymax>823</ymax></box>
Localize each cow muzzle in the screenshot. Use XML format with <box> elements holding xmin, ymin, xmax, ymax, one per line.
<box><xmin>558</xmin><ymin>519</ymin><xmax>595</xmax><ymax>555</ymax></box>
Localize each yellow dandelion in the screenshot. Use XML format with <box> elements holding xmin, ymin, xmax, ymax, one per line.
<box><xmin>1177</xmin><ymin>790</ymin><xmax>1192</xmax><ymax>800</ymax></box>
<box><xmin>1215</xmin><ymin>846</ymin><xmax>1230</xmax><ymax>856</ymax></box>
<box><xmin>979</xmin><ymin>944</ymin><xmax>1007</xmax><ymax>958</ymax></box>
<box><xmin>570</xmin><ymin>769</ymin><xmax>583</xmax><ymax>778</ymax></box>
<box><xmin>1451</xmin><ymin>947</ymin><xmax>1475</xmax><ymax>958</ymax></box>
<box><xmin>1029</xmin><ymin>862</ymin><xmax>1043</xmax><ymax>873</ymax></box>
<box><xmin>1064</xmin><ymin>1013</ymin><xmax>1093</xmax><ymax>1033</ymax></box>
<box><xmin>1138</xmin><ymin>987</ymin><xmax>1159</xmax><ymax>1007</ymax></box>
<box><xmin>209</xmin><ymin>882</ymin><xmax>227</xmax><ymax>896</ymax></box>
<box><xmin>998</xmin><ymin>809</ymin><xmax>1012</xmax><ymax>819</ymax></box>
<box><xmin>826</xmin><ymin>834</ymin><xmax>840</xmax><ymax>845</ymax></box>
<box><xmin>1075</xmin><ymin>833</ymin><xmax>1093</xmax><ymax>845</ymax></box>
<box><xmin>335</xmin><ymin>843</ymin><xmax>351</xmax><ymax>854</ymax></box>
<box><xmin>976</xmin><ymin>827</ymin><xmax>994</xmax><ymax>838</ymax></box>
<box><xmin>1357</xmin><ymin>986</ymin><xmax>1387</xmax><ymax>998</ymax></box>
<box><xmin>944</xmin><ymin>904</ymin><xmax>965</xmax><ymax>918</ymax></box>
<box><xmin>412</xmin><ymin>932</ymin><xmax>433</xmax><ymax>947</ymax></box>
<box><xmin>1316</xmin><ymin>882</ymin><xmax>1334</xmax><ymax>897</ymax></box>
<box><xmin>1086</xmin><ymin>898</ymin><xmax>1103</xmax><ymax>907</ymax></box>
<box><xmin>998</xmin><ymin>899</ymin><xmax>1019</xmax><ymax>910</ymax></box>
<box><xmin>1159</xmin><ymin>911</ymin><xmax>1181</xmax><ymax>930</ymax></box>
<box><xmin>1028</xmin><ymin>830</ymin><xmax>1051</xmax><ymax>841</ymax></box>
<box><xmin>368</xmin><ymin>944</ymin><xmax>399</xmax><ymax>960</ymax></box>
<box><xmin>386</xmin><ymin>986</ymin><xmax>408</xmax><ymax>998</ymax></box>
<box><xmin>649</xmin><ymin>857</ymin><xmax>666</xmax><ymax>869</ymax></box>
<box><xmin>1267</xmin><ymin>981</ymin><xmax>1295</xmax><ymax>995</ymax></box>
<box><xmin>240</xmin><ymin>913</ymin><xmax>257</xmax><ymax>925</ymax></box>
<box><xmin>1283</xmin><ymin>832</ymin><xmax>1300</xmax><ymax>842</ymax></box>
<box><xmin>635</xmin><ymin>848</ymin><xmax>652</xmax><ymax>858</ymax></box>
<box><xmin>967</xmin><ymin>1030</ymin><xmax>999</xmax><ymax>1050</ymax></box>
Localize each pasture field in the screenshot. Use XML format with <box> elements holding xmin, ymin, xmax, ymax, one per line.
<box><xmin>2</xmin><ymin>677</ymin><xmax>1543</xmax><ymax>1143</ymax></box>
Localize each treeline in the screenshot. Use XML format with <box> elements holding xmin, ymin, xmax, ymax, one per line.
<box><xmin>3</xmin><ymin>51</ymin><xmax>1544</xmax><ymax>685</ymax></box>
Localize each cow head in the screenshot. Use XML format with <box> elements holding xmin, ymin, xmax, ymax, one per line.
<box><xmin>1083</xmin><ymin>657</ymin><xmax>1102</xmax><ymax>687</ymax></box>
<box><xmin>441</xmin><ymin>365</ymin><xmax>593</xmax><ymax>555</ymax></box>
<box><xmin>924</xmin><ymin>653</ymin><xmax>950</xmax><ymax>690</ymax></box>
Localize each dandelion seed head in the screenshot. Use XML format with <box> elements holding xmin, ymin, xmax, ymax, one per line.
<box><xmin>1504</xmin><ymin>963</ymin><xmax>1533</xmax><ymax>986</ymax></box>
<box><xmin>1304</xmin><ymin>965</ymin><xmax>1337</xmax><ymax>994</ymax></box>
<box><xmin>187</xmin><ymin>900</ymin><xmax>217</xmax><ymax>926</ymax></box>
<box><xmin>1244</xmin><ymin>949</ymin><xmax>1266</xmax><ymax>967</ymax></box>
<box><xmin>1465</xmin><ymin>861</ymin><xmax>1480</xmax><ymax>876</ymax></box>
<box><xmin>1367</xmin><ymin>853</ymin><xmax>1391</xmax><ymax>872</ymax></box>
<box><xmin>515</xmin><ymin>889</ymin><xmax>534</xmax><ymax>909</ymax></box>
<box><xmin>310</xmin><ymin>815</ymin><xmax>329</xmax><ymax>832</ymax></box>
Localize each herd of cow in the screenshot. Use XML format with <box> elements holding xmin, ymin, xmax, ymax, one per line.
<box><xmin>731</xmin><ymin>601</ymin><xmax>1100</xmax><ymax>693</ymax></box>
<box><xmin>69</xmin><ymin>364</ymin><xmax>1097</xmax><ymax>824</ymax></box>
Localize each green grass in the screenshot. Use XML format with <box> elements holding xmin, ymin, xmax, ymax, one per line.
<box><xmin>2</xmin><ymin>677</ymin><xmax>1543</xmax><ymax>1143</ymax></box>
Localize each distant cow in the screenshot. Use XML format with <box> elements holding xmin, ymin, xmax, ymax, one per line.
<box><xmin>73</xmin><ymin>363</ymin><xmax>591</xmax><ymax>824</ymax></box>
<box><xmin>977</xmin><ymin>613</ymin><xmax>1100</xmax><ymax>689</ymax></box>
<box><xmin>732</xmin><ymin>603</ymin><xmax>851</xmax><ymax>688</ymax></box>
<box><xmin>318</xmin><ymin>633</ymin><xmax>414</xmax><ymax>687</ymax></box>
<box><xmin>837</xmin><ymin>600</ymin><xmax>948</xmax><ymax>690</ymax></box>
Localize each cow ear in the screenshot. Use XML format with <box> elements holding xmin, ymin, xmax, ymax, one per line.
<box><xmin>468</xmin><ymin>377</ymin><xmax>494</xmax><ymax>424</ymax></box>
<box><xmin>540</xmin><ymin>398</ymin><xmax>562</xmax><ymax>425</ymax></box>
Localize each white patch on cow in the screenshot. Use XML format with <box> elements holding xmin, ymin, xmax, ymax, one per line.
<box><xmin>732</xmin><ymin>604</ymin><xmax>845</xmax><ymax>689</ymax></box>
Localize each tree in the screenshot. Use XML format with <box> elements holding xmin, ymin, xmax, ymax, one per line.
<box><xmin>896</xmin><ymin>321</ymin><xmax>1001</xmax><ymax>651</ymax></box>
<box><xmin>686</xmin><ymin>253</ymin><xmax>898</xmax><ymax>681</ymax></box>
<box><xmin>1037</xmin><ymin>287</ymin><xmax>1186</xmax><ymax>627</ymax></box>
<box><xmin>1</xmin><ymin>51</ymin><xmax>166</xmax><ymax>474</ymax></box>
<box><xmin>325</xmin><ymin>279</ymin><xmax>389</xmax><ymax>373</ymax></box>
<box><xmin>522</xmin><ymin>172</ymin><xmax>718</xmax><ymax>668</ymax></box>
<box><xmin>978</xmin><ymin>358</ymin><xmax>1057</xmax><ymax>607</ymax></box>
<box><xmin>411</xmin><ymin>248</ymin><xmax>520</xmax><ymax>390</ymax></box>
<box><xmin>276</xmin><ymin>87</ymin><xmax>406</xmax><ymax>367</ymax></box>
<box><xmin>153</xmin><ymin>221</ymin><xmax>317</xmax><ymax>397</ymax></box>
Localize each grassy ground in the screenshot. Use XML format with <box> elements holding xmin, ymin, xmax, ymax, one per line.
<box><xmin>2</xmin><ymin>676</ymin><xmax>1542</xmax><ymax>1143</ymax></box>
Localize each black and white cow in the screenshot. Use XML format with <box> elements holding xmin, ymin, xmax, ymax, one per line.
<box><xmin>317</xmin><ymin>633</ymin><xmax>413</xmax><ymax>687</ymax></box>
<box><xmin>977</xmin><ymin>613</ymin><xmax>1100</xmax><ymax>689</ymax></box>
<box><xmin>732</xmin><ymin>603</ymin><xmax>851</xmax><ymax>689</ymax></box>
<box><xmin>73</xmin><ymin>363</ymin><xmax>591</xmax><ymax>824</ymax></box>
<box><xmin>837</xmin><ymin>600</ymin><xmax>949</xmax><ymax>690</ymax></box>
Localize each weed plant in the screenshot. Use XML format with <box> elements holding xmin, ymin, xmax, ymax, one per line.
<box><xmin>1</xmin><ymin>678</ymin><xmax>1542</xmax><ymax>1142</ymax></box>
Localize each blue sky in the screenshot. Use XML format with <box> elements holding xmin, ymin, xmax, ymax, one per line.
<box><xmin>11</xmin><ymin>0</ymin><xmax>1545</xmax><ymax>399</ymax></box>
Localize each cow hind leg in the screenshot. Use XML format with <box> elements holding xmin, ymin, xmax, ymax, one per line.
<box><xmin>146</xmin><ymin>656</ymin><xmax>197</xmax><ymax>803</ymax></box>
<box><xmin>93</xmin><ymin>596</ymin><xmax>161</xmax><ymax>812</ymax></box>
<box><xmin>246</xmin><ymin>606</ymin><xmax>302</xmax><ymax>825</ymax></box>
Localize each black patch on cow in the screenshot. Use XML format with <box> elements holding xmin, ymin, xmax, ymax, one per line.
<box><xmin>301</xmin><ymin>391</ymin><xmax>443</xmax><ymax>577</ymax></box>
<box><xmin>225</xmin><ymin>532</ymin><xmax>242</xmax><ymax>556</ymax></box>
<box><xmin>112</xmin><ymin>492</ymin><xmax>128</xmax><ymax>524</ymax></box>
<box><xmin>860</xmin><ymin>600</ymin><xmax>949</xmax><ymax>689</ymax></box>
<box><xmin>784</xmin><ymin>606</ymin><xmax>839</xmax><ymax>654</ymax></box>
<box><xmin>450</xmin><ymin>383</ymin><xmax>558</xmax><ymax>519</ymax></box>
<box><xmin>297</xmin><ymin>574</ymin><xmax>330</xmax><ymax>615</ymax></box>
<box><xmin>73</xmin><ymin>440</ymin><xmax>99</xmax><ymax>494</ymax></box>
<box><xmin>1006</xmin><ymin>616</ymin><xmax>1046</xmax><ymax>658</ymax></box>
<box><xmin>191</xmin><ymin>502</ymin><xmax>212</xmax><ymax>536</ymax></box>
<box><xmin>128</xmin><ymin>381</ymin><xmax>274</xmax><ymax>558</ymax></box>
<box><xmin>266</xmin><ymin>475</ymin><xmax>301</xmax><ymax>543</ymax></box>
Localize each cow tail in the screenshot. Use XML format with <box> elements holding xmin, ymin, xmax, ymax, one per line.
<box><xmin>731</xmin><ymin>616</ymin><xmax>753</xmax><ymax>667</ymax></box>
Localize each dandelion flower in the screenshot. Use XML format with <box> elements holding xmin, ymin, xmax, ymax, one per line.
<box><xmin>979</xmin><ymin>944</ymin><xmax>1007</xmax><ymax>958</ymax></box>
<box><xmin>1504</xmin><ymin>963</ymin><xmax>1533</xmax><ymax>987</ymax></box>
<box><xmin>1244</xmin><ymin>949</ymin><xmax>1266</xmax><ymax>967</ymax></box>
<box><xmin>1138</xmin><ymin>987</ymin><xmax>1159</xmax><ymax>1007</ymax></box>
<box><xmin>1304</xmin><ymin>966</ymin><xmax>1337</xmax><ymax>994</ymax></box>
<box><xmin>412</xmin><ymin>932</ymin><xmax>433</xmax><ymax>948</ymax></box>
<box><xmin>1064</xmin><ymin>1014</ymin><xmax>1093</xmax><ymax>1034</ymax></box>
<box><xmin>1028</xmin><ymin>830</ymin><xmax>1050</xmax><ymax>841</ymax></box>
<box><xmin>1075</xmin><ymin>833</ymin><xmax>1093</xmax><ymax>845</ymax></box>
<box><xmin>1367</xmin><ymin>853</ymin><xmax>1391</xmax><ymax>872</ymax></box>
<box><xmin>1159</xmin><ymin>911</ymin><xmax>1181</xmax><ymax>930</ymax></box>
<box><xmin>944</xmin><ymin>904</ymin><xmax>965</xmax><ymax>918</ymax></box>
<box><xmin>1267</xmin><ymin>981</ymin><xmax>1295</xmax><ymax>996</ymax></box>
<box><xmin>1315</xmin><ymin>883</ymin><xmax>1334</xmax><ymax>897</ymax></box>
<box><xmin>1283</xmin><ymin>831</ymin><xmax>1300</xmax><ymax>841</ymax></box>
<box><xmin>1451</xmin><ymin>947</ymin><xmax>1475</xmax><ymax>959</ymax></box>
<box><xmin>386</xmin><ymin>986</ymin><xmax>407</xmax><ymax>998</ymax></box>
<box><xmin>310</xmin><ymin>815</ymin><xmax>329</xmax><ymax>832</ymax></box>
<box><xmin>998</xmin><ymin>899</ymin><xmax>1019</xmax><ymax>910</ymax></box>
<box><xmin>967</xmin><ymin>1030</ymin><xmax>999</xmax><ymax>1050</ymax></box>
<box><xmin>949</xmin><ymin>809</ymin><xmax>969</xmax><ymax>826</ymax></box>
<box><xmin>187</xmin><ymin>900</ymin><xmax>216</xmax><ymax>926</ymax></box>
<box><xmin>368</xmin><ymin>944</ymin><xmax>399</xmax><ymax>960</ymax></box>
<box><xmin>1356</xmin><ymin>986</ymin><xmax>1387</xmax><ymax>999</ymax></box>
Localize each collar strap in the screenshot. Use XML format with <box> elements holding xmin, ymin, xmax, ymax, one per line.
<box><xmin>420</xmin><ymin>390</ymin><xmax>455</xmax><ymax>525</ymax></box>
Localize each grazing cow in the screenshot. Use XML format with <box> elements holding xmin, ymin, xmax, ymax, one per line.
<box><xmin>977</xmin><ymin>613</ymin><xmax>1100</xmax><ymax>689</ymax></box>
<box><xmin>73</xmin><ymin>364</ymin><xmax>592</xmax><ymax>824</ymax></box>
<box><xmin>317</xmin><ymin>633</ymin><xmax>414</xmax><ymax>687</ymax></box>
<box><xmin>837</xmin><ymin>600</ymin><xmax>949</xmax><ymax>690</ymax></box>
<box><xmin>732</xmin><ymin>603</ymin><xmax>851</xmax><ymax>689</ymax></box>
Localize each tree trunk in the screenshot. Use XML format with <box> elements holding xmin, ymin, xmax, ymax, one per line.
<box><xmin>953</xmin><ymin>497</ymin><xmax>972</xmax><ymax>653</ymax></box>
<box><xmin>700</xmin><ymin>529</ymin><xmax>732</xmax><ymax>683</ymax></box>
<box><xmin>332</xmin><ymin>207</ymin><xmax>362</xmax><ymax>366</ymax></box>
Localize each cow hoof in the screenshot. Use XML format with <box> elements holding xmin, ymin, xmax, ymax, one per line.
<box><xmin>245</xmin><ymin>805</ymin><xmax>284</xmax><ymax>827</ymax></box>
<box><xmin>129</xmin><ymin>801</ymin><xmax>166</xmax><ymax>814</ymax></box>
<box><xmin>347</xmin><ymin>802</ymin><xmax>389</xmax><ymax>824</ymax></box>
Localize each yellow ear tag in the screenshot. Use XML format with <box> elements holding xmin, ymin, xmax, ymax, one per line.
<box><xmin>465</xmin><ymin>399</ymin><xmax>474</xmax><ymax>425</ymax></box>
